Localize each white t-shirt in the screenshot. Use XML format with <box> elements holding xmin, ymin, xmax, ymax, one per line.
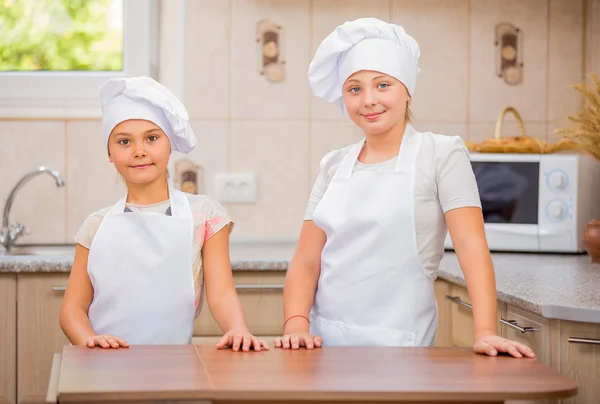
<box><xmin>304</xmin><ymin>130</ymin><xmax>482</xmax><ymax>279</ymax></box>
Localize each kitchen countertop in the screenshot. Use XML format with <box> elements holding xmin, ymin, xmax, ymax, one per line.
<box><xmin>1</xmin><ymin>241</ymin><xmax>599</xmax><ymax>323</ymax></box>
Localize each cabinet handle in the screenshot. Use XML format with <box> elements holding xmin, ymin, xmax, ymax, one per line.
<box><xmin>568</xmin><ymin>337</ymin><xmax>600</xmax><ymax>345</ymax></box>
<box><xmin>445</xmin><ymin>295</ymin><xmax>472</xmax><ymax>309</ymax></box>
<box><xmin>235</xmin><ymin>283</ymin><xmax>284</xmax><ymax>290</ymax></box>
<box><xmin>445</xmin><ymin>296</ymin><xmax>537</xmax><ymax>333</ymax></box>
<box><xmin>499</xmin><ymin>318</ymin><xmax>538</xmax><ymax>333</ymax></box>
<box><xmin>52</xmin><ymin>285</ymin><xmax>66</xmax><ymax>292</ymax></box>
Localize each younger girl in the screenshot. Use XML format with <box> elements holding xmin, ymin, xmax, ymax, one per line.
<box><xmin>60</xmin><ymin>76</ymin><xmax>268</xmax><ymax>352</ymax></box>
<box><xmin>275</xmin><ymin>18</ymin><xmax>534</xmax><ymax>358</ymax></box>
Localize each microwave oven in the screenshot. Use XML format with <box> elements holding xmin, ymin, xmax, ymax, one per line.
<box><xmin>444</xmin><ymin>152</ymin><xmax>600</xmax><ymax>253</ymax></box>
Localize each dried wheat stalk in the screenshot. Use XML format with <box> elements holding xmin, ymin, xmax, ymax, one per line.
<box><xmin>555</xmin><ymin>74</ymin><xmax>600</xmax><ymax>160</ymax></box>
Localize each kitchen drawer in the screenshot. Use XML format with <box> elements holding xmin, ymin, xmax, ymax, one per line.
<box><xmin>446</xmin><ymin>285</ymin><xmax>505</xmax><ymax>348</ymax></box>
<box><xmin>193</xmin><ymin>271</ymin><xmax>285</xmax><ymax>336</ymax></box>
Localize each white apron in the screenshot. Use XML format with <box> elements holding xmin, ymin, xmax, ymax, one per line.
<box><xmin>310</xmin><ymin>125</ymin><xmax>437</xmax><ymax>347</ymax></box>
<box><xmin>87</xmin><ymin>187</ymin><xmax>196</xmax><ymax>345</ymax></box>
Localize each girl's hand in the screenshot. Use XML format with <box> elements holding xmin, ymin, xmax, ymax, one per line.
<box><xmin>274</xmin><ymin>332</ymin><xmax>322</xmax><ymax>350</ymax></box>
<box><xmin>217</xmin><ymin>329</ymin><xmax>270</xmax><ymax>352</ymax></box>
<box><xmin>474</xmin><ymin>334</ymin><xmax>536</xmax><ymax>358</ymax></box>
<box><xmin>86</xmin><ymin>334</ymin><xmax>129</xmax><ymax>349</ymax></box>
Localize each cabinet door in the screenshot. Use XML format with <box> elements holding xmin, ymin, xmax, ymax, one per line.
<box><xmin>502</xmin><ymin>305</ymin><xmax>560</xmax><ymax>404</ymax></box>
<box><xmin>502</xmin><ymin>305</ymin><xmax>559</xmax><ymax>369</ymax></box>
<box><xmin>193</xmin><ymin>271</ymin><xmax>285</xmax><ymax>336</ymax></box>
<box><xmin>17</xmin><ymin>273</ymin><xmax>70</xmax><ymax>404</ymax></box>
<box><xmin>560</xmin><ymin>321</ymin><xmax>600</xmax><ymax>404</ymax></box>
<box><xmin>0</xmin><ymin>275</ymin><xmax>16</xmax><ymax>404</ymax></box>
<box><xmin>434</xmin><ymin>279</ymin><xmax>452</xmax><ymax>347</ymax></box>
<box><xmin>447</xmin><ymin>284</ymin><xmax>505</xmax><ymax>348</ymax></box>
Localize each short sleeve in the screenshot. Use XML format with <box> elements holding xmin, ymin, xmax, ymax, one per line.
<box><xmin>304</xmin><ymin>150</ymin><xmax>339</xmax><ymax>220</ymax></box>
<box><xmin>437</xmin><ymin>136</ymin><xmax>482</xmax><ymax>213</ymax></box>
<box><xmin>203</xmin><ymin>197</ymin><xmax>233</xmax><ymax>243</ymax></box>
<box><xmin>73</xmin><ymin>213</ymin><xmax>104</xmax><ymax>249</ymax></box>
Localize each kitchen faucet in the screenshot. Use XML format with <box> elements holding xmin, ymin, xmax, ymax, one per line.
<box><xmin>0</xmin><ymin>166</ymin><xmax>65</xmax><ymax>253</ymax></box>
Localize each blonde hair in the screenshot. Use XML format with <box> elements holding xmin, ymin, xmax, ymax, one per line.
<box><xmin>406</xmin><ymin>103</ymin><xmax>413</xmax><ymax>122</ymax></box>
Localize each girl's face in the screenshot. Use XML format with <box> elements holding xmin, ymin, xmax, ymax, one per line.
<box><xmin>108</xmin><ymin>119</ymin><xmax>171</xmax><ymax>185</ymax></box>
<box><xmin>342</xmin><ymin>70</ymin><xmax>411</xmax><ymax>136</ymax></box>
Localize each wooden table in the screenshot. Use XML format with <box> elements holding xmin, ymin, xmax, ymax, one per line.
<box><xmin>48</xmin><ymin>345</ymin><xmax>578</xmax><ymax>403</ymax></box>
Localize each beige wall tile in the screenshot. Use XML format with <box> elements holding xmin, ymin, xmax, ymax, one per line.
<box><xmin>168</xmin><ymin>121</ymin><xmax>228</xmax><ymax>197</ymax></box>
<box><xmin>227</xmin><ymin>121</ymin><xmax>309</xmax><ymax>237</ymax></box>
<box><xmin>391</xmin><ymin>0</ymin><xmax>469</xmax><ymax>121</ymax></box>
<box><xmin>469</xmin><ymin>122</ymin><xmax>548</xmax><ymax>144</ymax></box>
<box><xmin>586</xmin><ymin>0</ymin><xmax>600</xmax><ymax>76</ymax></box>
<box><xmin>66</xmin><ymin>121</ymin><xmax>126</xmax><ymax>242</ymax></box>
<box><xmin>548</xmin><ymin>0</ymin><xmax>584</xmax><ymax>122</ymax></box>
<box><xmin>231</xmin><ymin>0</ymin><xmax>310</xmax><ymax>120</ymax></box>
<box><xmin>0</xmin><ymin>121</ymin><xmax>66</xmax><ymax>244</ymax></box>
<box><xmin>470</xmin><ymin>0</ymin><xmax>548</xmax><ymax>122</ymax></box>
<box><xmin>412</xmin><ymin>122</ymin><xmax>468</xmax><ymax>141</ymax></box>
<box><xmin>184</xmin><ymin>0</ymin><xmax>231</xmax><ymax>120</ymax></box>
<box><xmin>310</xmin><ymin>0</ymin><xmax>391</xmax><ymax>120</ymax></box>
<box><xmin>309</xmin><ymin>119</ymin><xmax>364</xmax><ymax>183</ymax></box>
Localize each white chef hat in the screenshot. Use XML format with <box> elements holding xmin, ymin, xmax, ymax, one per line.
<box><xmin>308</xmin><ymin>18</ymin><xmax>421</xmax><ymax>114</ymax></box>
<box><xmin>99</xmin><ymin>76</ymin><xmax>196</xmax><ymax>154</ymax></box>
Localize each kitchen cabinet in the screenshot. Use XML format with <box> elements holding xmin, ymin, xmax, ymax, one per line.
<box><xmin>193</xmin><ymin>271</ymin><xmax>285</xmax><ymax>337</ymax></box>
<box><xmin>0</xmin><ymin>275</ymin><xmax>16</xmax><ymax>404</ymax></box>
<box><xmin>433</xmin><ymin>279</ymin><xmax>452</xmax><ymax>347</ymax></box>
<box><xmin>502</xmin><ymin>305</ymin><xmax>561</xmax><ymax>404</ymax></box>
<box><xmin>502</xmin><ymin>304</ymin><xmax>560</xmax><ymax>370</ymax></box>
<box><xmin>16</xmin><ymin>274</ymin><xmax>69</xmax><ymax>404</ymax></box>
<box><xmin>446</xmin><ymin>283</ymin><xmax>506</xmax><ymax>348</ymax></box>
<box><xmin>560</xmin><ymin>320</ymin><xmax>600</xmax><ymax>404</ymax></box>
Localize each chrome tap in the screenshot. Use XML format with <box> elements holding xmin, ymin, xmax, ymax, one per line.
<box><xmin>0</xmin><ymin>166</ymin><xmax>65</xmax><ymax>253</ymax></box>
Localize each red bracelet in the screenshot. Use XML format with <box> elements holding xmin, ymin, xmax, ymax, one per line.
<box><xmin>283</xmin><ymin>315</ymin><xmax>310</xmax><ymax>330</ymax></box>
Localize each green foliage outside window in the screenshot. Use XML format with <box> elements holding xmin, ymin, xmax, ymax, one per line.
<box><xmin>0</xmin><ymin>0</ymin><xmax>123</xmax><ymax>71</ymax></box>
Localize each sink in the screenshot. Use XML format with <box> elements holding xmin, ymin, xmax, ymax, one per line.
<box><xmin>3</xmin><ymin>243</ymin><xmax>76</xmax><ymax>256</ymax></box>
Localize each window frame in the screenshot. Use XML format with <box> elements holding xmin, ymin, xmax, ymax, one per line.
<box><xmin>0</xmin><ymin>0</ymin><xmax>159</xmax><ymax>119</ymax></box>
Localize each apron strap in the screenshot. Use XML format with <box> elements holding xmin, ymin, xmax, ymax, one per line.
<box><xmin>105</xmin><ymin>187</ymin><xmax>193</xmax><ymax>219</ymax></box>
<box><xmin>394</xmin><ymin>124</ymin><xmax>420</xmax><ymax>173</ymax></box>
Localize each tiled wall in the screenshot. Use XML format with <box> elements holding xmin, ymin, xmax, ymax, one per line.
<box><xmin>0</xmin><ymin>0</ymin><xmax>598</xmax><ymax>244</ymax></box>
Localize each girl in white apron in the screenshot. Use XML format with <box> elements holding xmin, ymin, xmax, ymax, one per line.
<box><xmin>60</xmin><ymin>76</ymin><xmax>268</xmax><ymax>352</ymax></box>
<box><xmin>274</xmin><ymin>18</ymin><xmax>534</xmax><ymax>359</ymax></box>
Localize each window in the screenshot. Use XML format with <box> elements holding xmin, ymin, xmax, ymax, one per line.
<box><xmin>0</xmin><ymin>0</ymin><xmax>157</xmax><ymax>118</ymax></box>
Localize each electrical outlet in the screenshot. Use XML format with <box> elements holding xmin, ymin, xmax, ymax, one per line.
<box><xmin>215</xmin><ymin>173</ymin><xmax>258</xmax><ymax>203</ymax></box>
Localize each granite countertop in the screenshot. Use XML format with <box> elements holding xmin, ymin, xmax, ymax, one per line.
<box><xmin>1</xmin><ymin>241</ymin><xmax>599</xmax><ymax>323</ymax></box>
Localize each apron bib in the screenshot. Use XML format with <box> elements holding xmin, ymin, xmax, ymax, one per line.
<box><xmin>311</xmin><ymin>125</ymin><xmax>437</xmax><ymax>347</ymax></box>
<box><xmin>88</xmin><ymin>187</ymin><xmax>195</xmax><ymax>345</ymax></box>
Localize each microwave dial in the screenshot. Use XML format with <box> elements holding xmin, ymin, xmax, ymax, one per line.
<box><xmin>546</xmin><ymin>199</ymin><xmax>568</xmax><ymax>221</ymax></box>
<box><xmin>546</xmin><ymin>169</ymin><xmax>569</xmax><ymax>191</ymax></box>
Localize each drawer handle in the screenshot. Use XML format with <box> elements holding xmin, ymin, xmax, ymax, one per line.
<box><xmin>446</xmin><ymin>296</ymin><xmax>537</xmax><ymax>333</ymax></box>
<box><xmin>235</xmin><ymin>283</ymin><xmax>284</xmax><ymax>290</ymax></box>
<box><xmin>500</xmin><ymin>318</ymin><xmax>538</xmax><ymax>333</ymax></box>
<box><xmin>445</xmin><ymin>295</ymin><xmax>472</xmax><ymax>309</ymax></box>
<box><xmin>568</xmin><ymin>337</ymin><xmax>600</xmax><ymax>345</ymax></box>
<box><xmin>52</xmin><ymin>285</ymin><xmax>66</xmax><ymax>292</ymax></box>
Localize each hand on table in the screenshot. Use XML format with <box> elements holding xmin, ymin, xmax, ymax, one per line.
<box><xmin>86</xmin><ymin>334</ymin><xmax>129</xmax><ymax>349</ymax></box>
<box><xmin>474</xmin><ymin>334</ymin><xmax>536</xmax><ymax>358</ymax></box>
<box><xmin>274</xmin><ymin>332</ymin><xmax>322</xmax><ymax>350</ymax></box>
<box><xmin>216</xmin><ymin>328</ymin><xmax>269</xmax><ymax>352</ymax></box>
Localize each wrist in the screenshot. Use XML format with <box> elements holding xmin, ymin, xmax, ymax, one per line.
<box><xmin>474</xmin><ymin>329</ymin><xmax>496</xmax><ymax>340</ymax></box>
<box><xmin>283</xmin><ymin>315</ymin><xmax>310</xmax><ymax>334</ymax></box>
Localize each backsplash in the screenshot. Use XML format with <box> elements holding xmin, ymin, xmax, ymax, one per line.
<box><xmin>0</xmin><ymin>0</ymin><xmax>598</xmax><ymax>244</ymax></box>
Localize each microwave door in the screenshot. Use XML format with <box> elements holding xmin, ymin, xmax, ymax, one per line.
<box><xmin>473</xmin><ymin>162</ymin><xmax>540</xmax><ymax>225</ymax></box>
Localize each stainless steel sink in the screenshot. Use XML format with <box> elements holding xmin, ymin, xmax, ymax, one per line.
<box><xmin>3</xmin><ymin>243</ymin><xmax>76</xmax><ymax>256</ymax></box>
